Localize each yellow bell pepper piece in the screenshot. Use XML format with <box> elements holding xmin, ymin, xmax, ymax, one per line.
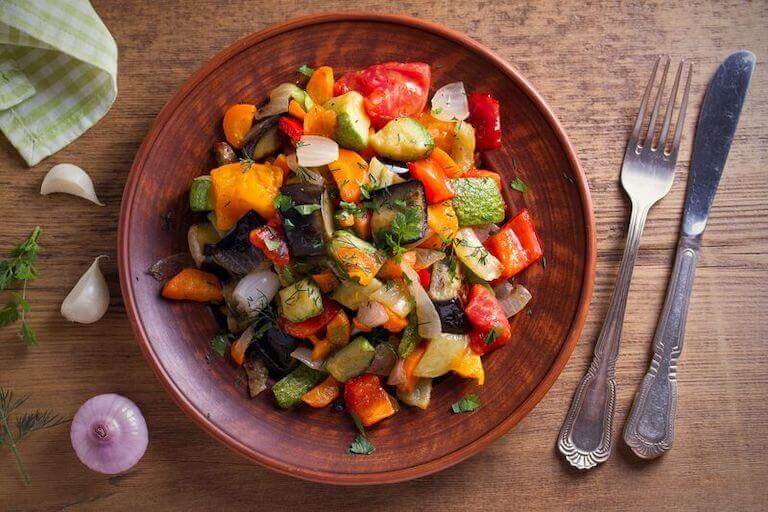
<box><xmin>420</xmin><ymin>201</ymin><xmax>459</xmax><ymax>249</ymax></box>
<box><xmin>452</xmin><ymin>347</ymin><xmax>485</xmax><ymax>385</ymax></box>
<box><xmin>210</xmin><ymin>162</ymin><xmax>283</xmax><ymax>231</ymax></box>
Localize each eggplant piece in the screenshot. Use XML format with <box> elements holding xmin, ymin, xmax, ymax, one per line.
<box><xmin>242</xmin><ymin>115</ymin><xmax>280</xmax><ymax>160</ymax></box>
<box><xmin>369</xmin><ymin>181</ymin><xmax>428</xmax><ymax>246</ymax></box>
<box><xmin>280</xmin><ymin>183</ymin><xmax>326</xmax><ymax>258</ymax></box>
<box><xmin>249</xmin><ymin>325</ymin><xmax>301</xmax><ymax>377</ymax></box>
<box><xmin>434</xmin><ymin>298</ymin><xmax>471</xmax><ymax>335</ymax></box>
<box><xmin>204</xmin><ymin>210</ymin><xmax>266</xmax><ymax>276</ymax></box>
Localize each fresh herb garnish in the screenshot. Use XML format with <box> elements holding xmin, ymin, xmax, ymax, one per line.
<box><xmin>509</xmin><ymin>177</ymin><xmax>528</xmax><ymax>193</ymax></box>
<box><xmin>483</xmin><ymin>329</ymin><xmax>499</xmax><ymax>346</ymax></box>
<box><xmin>273</xmin><ymin>193</ymin><xmax>295</xmax><ymax>212</ymax></box>
<box><xmin>339</xmin><ymin>201</ymin><xmax>366</xmax><ymax>217</ymax></box>
<box><xmin>381</xmin><ymin>207</ymin><xmax>422</xmax><ymax>259</ymax></box>
<box><xmin>210</xmin><ymin>332</ymin><xmax>234</xmax><ymax>357</ymax></box>
<box><xmin>432</xmin><ymin>107</ymin><xmax>443</xmax><ymax>115</ymax></box>
<box><xmin>360</xmin><ymin>183</ymin><xmax>374</xmax><ymax>200</ymax></box>
<box><xmin>0</xmin><ymin>387</ymin><xmax>66</xmax><ymax>484</ymax></box>
<box><xmin>293</xmin><ymin>204</ymin><xmax>322</xmax><ymax>215</ymax></box>
<box><xmin>0</xmin><ymin>227</ymin><xmax>42</xmax><ymax>345</ymax></box>
<box><xmin>451</xmin><ymin>394</ymin><xmax>481</xmax><ymax>413</ymax></box>
<box><xmin>298</xmin><ymin>64</ymin><xmax>314</xmax><ymax>77</ymax></box>
<box><xmin>348</xmin><ymin>414</ymin><xmax>375</xmax><ymax>455</ymax></box>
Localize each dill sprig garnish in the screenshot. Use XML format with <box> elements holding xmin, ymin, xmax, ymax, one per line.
<box><xmin>0</xmin><ymin>226</ymin><xmax>42</xmax><ymax>345</ymax></box>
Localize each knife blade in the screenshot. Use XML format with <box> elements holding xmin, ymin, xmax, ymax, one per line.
<box><xmin>623</xmin><ymin>50</ymin><xmax>755</xmax><ymax>458</ymax></box>
<box><xmin>683</xmin><ymin>50</ymin><xmax>756</xmax><ymax>236</ymax></box>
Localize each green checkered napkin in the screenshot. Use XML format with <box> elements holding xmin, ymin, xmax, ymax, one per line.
<box><xmin>0</xmin><ymin>0</ymin><xmax>117</xmax><ymax>166</ymax></box>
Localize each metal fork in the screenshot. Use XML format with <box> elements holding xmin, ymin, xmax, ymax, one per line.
<box><xmin>558</xmin><ymin>57</ymin><xmax>693</xmax><ymax>469</ymax></box>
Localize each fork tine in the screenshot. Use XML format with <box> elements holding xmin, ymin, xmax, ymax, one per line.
<box><xmin>657</xmin><ymin>60</ymin><xmax>684</xmax><ymax>149</ymax></box>
<box><xmin>670</xmin><ymin>62</ymin><xmax>693</xmax><ymax>154</ymax></box>
<box><xmin>643</xmin><ymin>56</ymin><xmax>670</xmax><ymax>148</ymax></box>
<box><xmin>629</xmin><ymin>56</ymin><xmax>663</xmax><ymax>146</ymax></box>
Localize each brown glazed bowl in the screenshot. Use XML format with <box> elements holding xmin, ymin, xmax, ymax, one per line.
<box><xmin>118</xmin><ymin>12</ymin><xmax>596</xmax><ymax>485</ymax></box>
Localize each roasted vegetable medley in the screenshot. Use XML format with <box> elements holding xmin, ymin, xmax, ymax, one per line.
<box><xmin>161</xmin><ymin>61</ymin><xmax>543</xmax><ymax>438</ymax></box>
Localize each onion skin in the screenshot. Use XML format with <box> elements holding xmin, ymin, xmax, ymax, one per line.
<box><xmin>70</xmin><ymin>394</ymin><xmax>148</xmax><ymax>474</ymax></box>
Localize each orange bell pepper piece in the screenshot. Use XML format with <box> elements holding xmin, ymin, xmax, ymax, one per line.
<box><xmin>352</xmin><ymin>210</ymin><xmax>372</xmax><ymax>240</ymax></box>
<box><xmin>311</xmin><ymin>338</ymin><xmax>333</xmax><ymax>361</ymax></box>
<box><xmin>302</xmin><ymin>376</ymin><xmax>340</xmax><ymax>408</ymax></box>
<box><xmin>230</xmin><ymin>334</ymin><xmax>250</xmax><ymax>366</ymax></box>
<box><xmin>344</xmin><ymin>374</ymin><xmax>398</xmax><ymax>427</ymax></box>
<box><xmin>162</xmin><ymin>268</ymin><xmax>223</xmax><ymax>302</ymax></box>
<box><xmin>429</xmin><ymin>147</ymin><xmax>462</xmax><ymax>178</ymax></box>
<box><xmin>326</xmin><ymin>310</ymin><xmax>351</xmax><ymax>346</ymax></box>
<box><xmin>376</xmin><ymin>252</ymin><xmax>416</xmax><ymax>279</ymax></box>
<box><xmin>328</xmin><ymin>149</ymin><xmax>370</xmax><ymax>202</ymax></box>
<box><xmin>311</xmin><ymin>270</ymin><xmax>339</xmax><ymax>293</ymax></box>
<box><xmin>407</xmin><ymin>159</ymin><xmax>455</xmax><ymax>204</ymax></box>
<box><xmin>303</xmin><ymin>105</ymin><xmax>337</xmax><ymax>137</ymax></box>
<box><xmin>419</xmin><ymin>201</ymin><xmax>459</xmax><ymax>249</ymax></box>
<box><xmin>382</xmin><ymin>306</ymin><xmax>408</xmax><ymax>333</ymax></box>
<box><xmin>306</xmin><ymin>66</ymin><xmax>335</xmax><ymax>105</ymax></box>
<box><xmin>272</xmin><ymin>154</ymin><xmax>291</xmax><ymax>178</ymax></box>
<box><xmin>222</xmin><ymin>104</ymin><xmax>256</xmax><ymax>149</ymax></box>
<box><xmin>210</xmin><ymin>162</ymin><xmax>283</xmax><ymax>230</ymax></box>
<box><xmin>398</xmin><ymin>344</ymin><xmax>426</xmax><ymax>393</ymax></box>
<box><xmin>288</xmin><ymin>99</ymin><xmax>306</xmax><ymax>120</ymax></box>
<box><xmin>452</xmin><ymin>347</ymin><xmax>485</xmax><ymax>385</ymax></box>
<box><xmin>413</xmin><ymin>112</ymin><xmax>456</xmax><ymax>152</ymax></box>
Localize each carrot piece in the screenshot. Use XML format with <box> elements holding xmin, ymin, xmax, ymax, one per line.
<box><xmin>288</xmin><ymin>99</ymin><xmax>306</xmax><ymax>120</ymax></box>
<box><xmin>301</xmin><ymin>376</ymin><xmax>340</xmax><ymax>408</ymax></box>
<box><xmin>311</xmin><ymin>270</ymin><xmax>339</xmax><ymax>293</ymax></box>
<box><xmin>230</xmin><ymin>335</ymin><xmax>249</xmax><ymax>366</ymax></box>
<box><xmin>429</xmin><ymin>147</ymin><xmax>462</xmax><ymax>178</ymax></box>
<box><xmin>352</xmin><ymin>210</ymin><xmax>372</xmax><ymax>240</ymax></box>
<box><xmin>376</xmin><ymin>252</ymin><xmax>416</xmax><ymax>280</ymax></box>
<box><xmin>398</xmin><ymin>344</ymin><xmax>426</xmax><ymax>393</ymax></box>
<box><xmin>306</xmin><ymin>66</ymin><xmax>334</xmax><ymax>105</ymax></box>
<box><xmin>303</xmin><ymin>105</ymin><xmax>337</xmax><ymax>137</ymax></box>
<box><xmin>311</xmin><ymin>339</ymin><xmax>333</xmax><ymax>361</ymax></box>
<box><xmin>326</xmin><ymin>310</ymin><xmax>351</xmax><ymax>347</ymax></box>
<box><xmin>382</xmin><ymin>306</ymin><xmax>408</xmax><ymax>333</ymax></box>
<box><xmin>162</xmin><ymin>268</ymin><xmax>223</xmax><ymax>302</ymax></box>
<box><xmin>222</xmin><ymin>104</ymin><xmax>256</xmax><ymax>148</ymax></box>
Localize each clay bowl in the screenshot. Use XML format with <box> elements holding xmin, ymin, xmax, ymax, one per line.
<box><xmin>118</xmin><ymin>12</ymin><xmax>596</xmax><ymax>485</ymax></box>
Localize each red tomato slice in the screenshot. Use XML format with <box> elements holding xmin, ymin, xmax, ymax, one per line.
<box><xmin>278</xmin><ymin>299</ymin><xmax>342</xmax><ymax>338</ymax></box>
<box><xmin>465</xmin><ymin>284</ymin><xmax>512</xmax><ymax>355</ymax></box>
<box><xmin>335</xmin><ymin>62</ymin><xmax>431</xmax><ymax>129</ymax></box>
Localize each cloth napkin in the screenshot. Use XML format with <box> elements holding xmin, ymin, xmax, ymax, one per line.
<box><xmin>0</xmin><ymin>0</ymin><xmax>117</xmax><ymax>166</ymax></box>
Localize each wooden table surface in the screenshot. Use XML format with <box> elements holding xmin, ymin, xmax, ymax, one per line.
<box><xmin>1</xmin><ymin>1</ymin><xmax>766</xmax><ymax>510</ymax></box>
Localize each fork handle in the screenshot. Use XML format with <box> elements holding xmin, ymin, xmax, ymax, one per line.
<box><xmin>623</xmin><ymin>235</ymin><xmax>700</xmax><ymax>458</ymax></box>
<box><xmin>558</xmin><ymin>202</ymin><xmax>649</xmax><ymax>469</ymax></box>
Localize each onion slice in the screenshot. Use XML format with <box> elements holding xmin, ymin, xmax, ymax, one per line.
<box><xmin>256</xmin><ymin>83</ymin><xmax>298</xmax><ymax>119</ymax></box>
<box><xmin>431</xmin><ymin>82</ymin><xmax>469</xmax><ymax>122</ymax></box>
<box><xmin>232</xmin><ymin>270</ymin><xmax>280</xmax><ymax>317</ymax></box>
<box><xmin>290</xmin><ymin>346</ymin><xmax>325</xmax><ymax>370</ymax></box>
<box><xmin>494</xmin><ymin>282</ymin><xmax>532</xmax><ymax>318</ymax></box>
<box><xmin>61</xmin><ymin>256</ymin><xmax>110</xmax><ymax>324</ymax></box>
<box><xmin>387</xmin><ymin>358</ymin><xmax>407</xmax><ymax>386</ymax></box>
<box><xmin>401</xmin><ymin>263</ymin><xmax>441</xmax><ymax>338</ymax></box>
<box><xmin>354</xmin><ymin>301</ymin><xmax>388</xmax><ymax>330</ymax></box>
<box><xmin>41</xmin><ymin>163</ymin><xmax>104</xmax><ymax>206</ymax></box>
<box><xmin>367</xmin><ymin>343</ymin><xmax>398</xmax><ymax>376</ymax></box>
<box><xmin>296</xmin><ymin>135</ymin><xmax>339</xmax><ymax>167</ymax></box>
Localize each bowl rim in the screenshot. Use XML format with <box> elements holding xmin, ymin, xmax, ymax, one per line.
<box><xmin>118</xmin><ymin>11</ymin><xmax>596</xmax><ymax>485</ymax></box>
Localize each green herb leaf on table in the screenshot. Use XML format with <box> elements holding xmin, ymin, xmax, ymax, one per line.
<box><xmin>0</xmin><ymin>387</ymin><xmax>66</xmax><ymax>484</ymax></box>
<box><xmin>451</xmin><ymin>394</ymin><xmax>481</xmax><ymax>414</ymax></box>
<box><xmin>298</xmin><ymin>64</ymin><xmax>314</xmax><ymax>77</ymax></box>
<box><xmin>509</xmin><ymin>177</ymin><xmax>528</xmax><ymax>193</ymax></box>
<box><xmin>0</xmin><ymin>227</ymin><xmax>42</xmax><ymax>345</ymax></box>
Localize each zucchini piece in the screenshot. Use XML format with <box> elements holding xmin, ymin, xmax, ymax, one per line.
<box><xmin>278</xmin><ymin>278</ymin><xmax>323</xmax><ymax>322</ymax></box>
<box><xmin>396</xmin><ymin>377</ymin><xmax>432</xmax><ymax>409</ymax></box>
<box><xmin>450</xmin><ymin>177</ymin><xmax>505</xmax><ymax>226</ymax></box>
<box><xmin>428</xmin><ymin>259</ymin><xmax>464</xmax><ymax>302</ymax></box>
<box><xmin>250</xmin><ymin>126</ymin><xmax>281</xmax><ymax>160</ymax></box>
<box><xmin>368</xmin><ymin>157</ymin><xmax>406</xmax><ymax>190</ymax></box>
<box><xmin>325</xmin><ymin>336</ymin><xmax>376</xmax><ymax>382</ymax></box>
<box><xmin>413</xmin><ymin>333</ymin><xmax>469</xmax><ymax>378</ymax></box>
<box><xmin>280</xmin><ymin>183</ymin><xmax>326</xmax><ymax>258</ymax></box>
<box><xmin>434</xmin><ymin>298</ymin><xmax>471</xmax><ymax>335</ymax></box>
<box><xmin>189</xmin><ymin>176</ymin><xmax>213</xmax><ymax>212</ymax></box>
<box><xmin>331</xmin><ymin>278</ymin><xmax>383</xmax><ymax>310</ymax></box>
<box><xmin>328</xmin><ymin>230</ymin><xmax>385</xmax><ymax>285</ymax></box>
<box><xmin>369</xmin><ymin>181</ymin><xmax>428</xmax><ymax>247</ymax></box>
<box><xmin>370</xmin><ymin>117</ymin><xmax>434</xmax><ymax>161</ymax></box>
<box><xmin>324</xmin><ymin>91</ymin><xmax>370</xmax><ymax>151</ymax></box>
<box><xmin>272</xmin><ymin>364</ymin><xmax>326</xmax><ymax>408</ymax></box>
<box><xmin>453</xmin><ymin>227</ymin><xmax>503</xmax><ymax>282</ymax></box>
<box><xmin>397</xmin><ymin>311</ymin><xmax>420</xmax><ymax>359</ymax></box>
<box><xmin>450</xmin><ymin>120</ymin><xmax>476</xmax><ymax>173</ymax></box>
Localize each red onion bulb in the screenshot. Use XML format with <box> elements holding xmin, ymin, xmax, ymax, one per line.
<box><xmin>70</xmin><ymin>394</ymin><xmax>148</xmax><ymax>474</ymax></box>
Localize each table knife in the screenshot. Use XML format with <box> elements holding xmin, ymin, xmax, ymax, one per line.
<box><xmin>623</xmin><ymin>50</ymin><xmax>756</xmax><ymax>458</ymax></box>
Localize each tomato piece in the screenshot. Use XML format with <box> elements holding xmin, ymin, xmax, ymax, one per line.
<box><xmin>484</xmin><ymin>208</ymin><xmax>542</xmax><ymax>281</ymax></box>
<box><xmin>407</xmin><ymin>159</ymin><xmax>455</xmax><ymax>204</ymax></box>
<box><xmin>465</xmin><ymin>284</ymin><xmax>511</xmax><ymax>355</ymax></box>
<box><xmin>344</xmin><ymin>374</ymin><xmax>397</xmax><ymax>427</ymax></box>
<box><xmin>417</xmin><ymin>268</ymin><xmax>431</xmax><ymax>289</ymax></box>
<box><xmin>278</xmin><ymin>116</ymin><xmax>304</xmax><ymax>146</ymax></box>
<box><xmin>249</xmin><ymin>225</ymin><xmax>290</xmax><ymax>266</ymax></box>
<box><xmin>278</xmin><ymin>299</ymin><xmax>342</xmax><ymax>338</ymax></box>
<box><xmin>335</xmin><ymin>62</ymin><xmax>430</xmax><ymax>129</ymax></box>
<box><xmin>468</xmin><ymin>92</ymin><xmax>502</xmax><ymax>150</ymax></box>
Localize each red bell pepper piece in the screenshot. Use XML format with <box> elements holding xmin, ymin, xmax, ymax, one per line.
<box><xmin>484</xmin><ymin>208</ymin><xmax>542</xmax><ymax>281</ymax></box>
<box><xmin>278</xmin><ymin>299</ymin><xmax>341</xmax><ymax>339</ymax></box>
<box><xmin>407</xmin><ymin>159</ymin><xmax>455</xmax><ymax>204</ymax></box>
<box><xmin>344</xmin><ymin>374</ymin><xmax>398</xmax><ymax>427</ymax></box>
<box><xmin>278</xmin><ymin>116</ymin><xmax>304</xmax><ymax>146</ymax></box>
<box><xmin>468</xmin><ymin>92</ymin><xmax>502</xmax><ymax>150</ymax></box>
<box><xmin>465</xmin><ymin>284</ymin><xmax>511</xmax><ymax>355</ymax></box>
<box><xmin>417</xmin><ymin>268</ymin><xmax>431</xmax><ymax>289</ymax></box>
<box><xmin>249</xmin><ymin>224</ymin><xmax>290</xmax><ymax>266</ymax></box>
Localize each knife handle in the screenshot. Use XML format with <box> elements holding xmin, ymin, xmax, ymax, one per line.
<box><xmin>623</xmin><ymin>235</ymin><xmax>700</xmax><ymax>458</ymax></box>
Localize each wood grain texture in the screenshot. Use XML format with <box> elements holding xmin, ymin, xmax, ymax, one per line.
<box><xmin>1</xmin><ymin>0</ymin><xmax>766</xmax><ymax>509</ymax></box>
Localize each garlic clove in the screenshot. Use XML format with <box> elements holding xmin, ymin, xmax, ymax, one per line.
<box><xmin>41</xmin><ymin>163</ymin><xmax>105</xmax><ymax>206</ymax></box>
<box><xmin>61</xmin><ymin>256</ymin><xmax>110</xmax><ymax>324</ymax></box>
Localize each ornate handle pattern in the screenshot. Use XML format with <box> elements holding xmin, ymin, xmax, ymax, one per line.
<box><xmin>558</xmin><ymin>203</ymin><xmax>650</xmax><ymax>469</ymax></box>
<box><xmin>623</xmin><ymin>235</ymin><xmax>700</xmax><ymax>458</ymax></box>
